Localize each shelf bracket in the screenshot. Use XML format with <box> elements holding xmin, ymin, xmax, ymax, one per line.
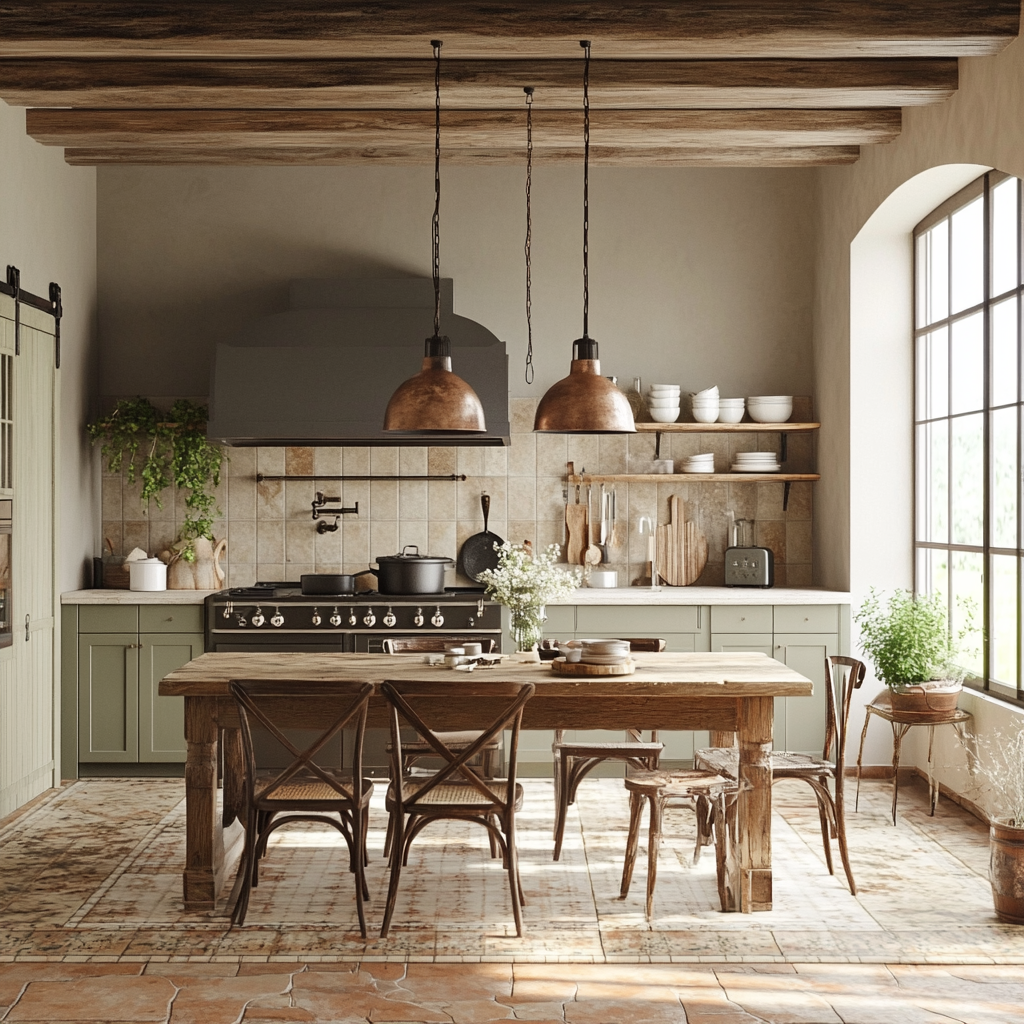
<box><xmin>783</xmin><ymin>481</ymin><xmax>792</xmax><ymax>512</ymax></box>
<box><xmin>6</xmin><ymin>266</ymin><xmax>20</xmax><ymax>356</ymax></box>
<box><xmin>780</xmin><ymin>432</ymin><xmax>788</xmax><ymax>463</ymax></box>
<box><xmin>654</xmin><ymin>431</ymin><xmax>663</xmax><ymax>459</ymax></box>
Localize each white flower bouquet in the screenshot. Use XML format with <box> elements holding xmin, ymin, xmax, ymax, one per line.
<box><xmin>477</xmin><ymin>542</ymin><xmax>581</xmax><ymax>652</ymax></box>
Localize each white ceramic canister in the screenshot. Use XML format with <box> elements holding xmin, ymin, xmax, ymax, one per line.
<box><xmin>588</xmin><ymin>569</ymin><xmax>619</xmax><ymax>588</ymax></box>
<box><xmin>129</xmin><ymin>556</ymin><xmax>168</xmax><ymax>592</ymax></box>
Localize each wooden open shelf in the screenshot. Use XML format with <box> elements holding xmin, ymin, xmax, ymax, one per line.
<box><xmin>634</xmin><ymin>421</ymin><xmax>819</xmax><ymax>433</ymax></box>
<box><xmin>568</xmin><ymin>473</ymin><xmax>819</xmax><ymax>483</ymax></box>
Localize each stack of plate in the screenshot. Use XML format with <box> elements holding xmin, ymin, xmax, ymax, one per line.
<box><xmin>682</xmin><ymin>453</ymin><xmax>715</xmax><ymax>474</ymax></box>
<box><xmin>579</xmin><ymin>638</ymin><xmax>631</xmax><ymax>665</ymax></box>
<box><xmin>731</xmin><ymin>452</ymin><xmax>781</xmax><ymax>473</ymax></box>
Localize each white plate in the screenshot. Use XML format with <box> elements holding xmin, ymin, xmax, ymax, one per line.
<box><xmin>731</xmin><ymin>464</ymin><xmax>780</xmax><ymax>473</ymax></box>
<box><xmin>582</xmin><ymin>655</ymin><xmax>631</xmax><ymax>665</ymax></box>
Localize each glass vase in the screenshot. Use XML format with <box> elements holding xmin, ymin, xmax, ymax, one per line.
<box><xmin>510</xmin><ymin>603</ymin><xmax>546</xmax><ymax>653</ymax></box>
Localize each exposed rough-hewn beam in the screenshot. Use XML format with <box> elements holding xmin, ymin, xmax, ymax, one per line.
<box><xmin>0</xmin><ymin>1</ymin><xmax>1017</xmax><ymax>59</ymax></box>
<box><xmin>61</xmin><ymin>143</ymin><xmax>862</xmax><ymax>166</ymax></box>
<box><xmin>25</xmin><ymin>107</ymin><xmax>902</xmax><ymax>149</ymax></box>
<box><xmin>0</xmin><ymin>57</ymin><xmax>959</xmax><ymax>109</ymax></box>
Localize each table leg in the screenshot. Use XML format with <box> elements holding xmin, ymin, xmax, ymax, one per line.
<box><xmin>739</xmin><ymin>695</ymin><xmax>773</xmax><ymax>912</ymax></box>
<box><xmin>889</xmin><ymin>723</ymin><xmax>911</xmax><ymax>826</ymax></box>
<box><xmin>855</xmin><ymin>708</ymin><xmax>874</xmax><ymax>812</ymax></box>
<box><xmin>183</xmin><ymin>696</ymin><xmax>222</xmax><ymax>911</ymax></box>
<box><xmin>927</xmin><ymin>725</ymin><xmax>939</xmax><ymax>815</ymax></box>
<box><xmin>221</xmin><ymin>727</ymin><xmax>244</xmax><ymax>828</ymax></box>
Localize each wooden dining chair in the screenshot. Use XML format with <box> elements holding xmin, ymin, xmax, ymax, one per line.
<box><xmin>382</xmin><ymin>635</ymin><xmax>501</xmax><ymax>778</ymax></box>
<box><xmin>694</xmin><ymin>654</ymin><xmax>866</xmax><ymax>894</ymax></box>
<box><xmin>619</xmin><ymin>768</ymin><xmax>740</xmax><ymax>918</ymax></box>
<box><xmin>551</xmin><ymin>638</ymin><xmax>666</xmax><ymax>860</ymax></box>
<box><xmin>229</xmin><ymin>679</ymin><xmax>375</xmax><ymax>934</ymax></box>
<box><xmin>379</xmin><ymin>679</ymin><xmax>535</xmax><ymax>938</ymax></box>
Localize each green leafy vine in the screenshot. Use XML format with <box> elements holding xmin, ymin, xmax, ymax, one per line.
<box><xmin>88</xmin><ymin>398</ymin><xmax>223</xmax><ymax>561</ymax></box>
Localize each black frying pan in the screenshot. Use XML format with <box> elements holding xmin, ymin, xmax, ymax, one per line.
<box><xmin>457</xmin><ymin>493</ymin><xmax>504</xmax><ymax>581</ymax></box>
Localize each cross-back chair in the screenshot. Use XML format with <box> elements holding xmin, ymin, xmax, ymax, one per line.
<box><xmin>694</xmin><ymin>654</ymin><xmax>865</xmax><ymax>894</ymax></box>
<box><xmin>383</xmin><ymin>635</ymin><xmax>501</xmax><ymax>778</ymax></box>
<box><xmin>379</xmin><ymin>679</ymin><xmax>535</xmax><ymax>938</ymax></box>
<box><xmin>229</xmin><ymin>679</ymin><xmax>375</xmax><ymax>933</ymax></box>
<box><xmin>551</xmin><ymin>638</ymin><xmax>666</xmax><ymax>860</ymax></box>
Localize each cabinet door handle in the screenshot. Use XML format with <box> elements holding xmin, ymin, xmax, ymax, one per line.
<box><xmin>24</xmin><ymin>613</ymin><xmax>29</xmax><ymax>641</ymax></box>
<box><xmin>126</xmin><ymin>643</ymin><xmax>142</xmax><ymax>649</ymax></box>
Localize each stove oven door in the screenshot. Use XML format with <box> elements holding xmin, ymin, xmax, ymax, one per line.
<box><xmin>206</xmin><ymin>634</ymin><xmax>355</xmax><ymax>653</ymax></box>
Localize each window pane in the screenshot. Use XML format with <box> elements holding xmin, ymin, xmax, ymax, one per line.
<box><xmin>992</xmin><ymin>297</ymin><xmax>1018</xmax><ymax>408</ymax></box>
<box><xmin>992</xmin><ymin>406</ymin><xmax>1018</xmax><ymax>548</ymax></box>
<box><xmin>920</xmin><ymin>548</ymin><xmax>950</xmax><ymax>609</ymax></box>
<box><xmin>991</xmin><ymin>554</ymin><xmax>1018</xmax><ymax>686</ymax></box>
<box><xmin>951</xmin><ymin>197</ymin><xmax>984</xmax><ymax>313</ymax></box>
<box><xmin>917</xmin><ymin>326</ymin><xmax>949</xmax><ymax>419</ymax></box>
<box><xmin>951</xmin><ymin>313</ymin><xmax>984</xmax><ymax>414</ymax></box>
<box><xmin>951</xmin><ymin>412</ymin><xmax>983</xmax><ymax>545</ymax></box>
<box><xmin>917</xmin><ymin>420</ymin><xmax>948</xmax><ymax>542</ymax></box>
<box><xmin>952</xmin><ymin>550</ymin><xmax>984</xmax><ymax>678</ymax></box>
<box><xmin>992</xmin><ymin>177</ymin><xmax>1019</xmax><ymax>298</ymax></box>
<box><xmin>920</xmin><ymin>220</ymin><xmax>949</xmax><ymax>326</ymax></box>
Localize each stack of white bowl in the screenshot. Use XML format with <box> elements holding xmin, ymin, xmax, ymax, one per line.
<box><xmin>646</xmin><ymin>384</ymin><xmax>681</xmax><ymax>423</ymax></box>
<box><xmin>682</xmin><ymin>452</ymin><xmax>715</xmax><ymax>474</ymax></box>
<box><xmin>746</xmin><ymin>395</ymin><xmax>793</xmax><ymax>423</ymax></box>
<box><xmin>717</xmin><ymin>397</ymin><xmax>746</xmax><ymax>423</ymax></box>
<box><xmin>690</xmin><ymin>386</ymin><xmax>719</xmax><ymax>423</ymax></box>
<box><xmin>579</xmin><ymin>638</ymin><xmax>632</xmax><ymax>665</ymax></box>
<box><xmin>731</xmin><ymin>451</ymin><xmax>781</xmax><ymax>473</ymax></box>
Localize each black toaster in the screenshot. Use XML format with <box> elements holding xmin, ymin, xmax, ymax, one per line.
<box><xmin>724</xmin><ymin>546</ymin><xmax>775</xmax><ymax>588</ymax></box>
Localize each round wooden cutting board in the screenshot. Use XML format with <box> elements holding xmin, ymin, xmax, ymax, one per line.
<box><xmin>550</xmin><ymin>657</ymin><xmax>636</xmax><ymax>676</ymax></box>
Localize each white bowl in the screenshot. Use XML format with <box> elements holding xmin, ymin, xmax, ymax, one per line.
<box><xmin>649</xmin><ymin>383</ymin><xmax>681</xmax><ymax>392</ymax></box>
<box><xmin>649</xmin><ymin>407</ymin><xmax>681</xmax><ymax>423</ymax></box>
<box><xmin>647</xmin><ymin>394</ymin><xmax>680</xmax><ymax>405</ymax></box>
<box><xmin>716</xmin><ymin>406</ymin><xmax>745</xmax><ymax>423</ymax></box>
<box><xmin>718</xmin><ymin>397</ymin><xmax>745</xmax><ymax>407</ymax></box>
<box><xmin>691</xmin><ymin>407</ymin><xmax>718</xmax><ymax>424</ymax></box>
<box><xmin>694</xmin><ymin>385</ymin><xmax>719</xmax><ymax>396</ymax></box>
<box><xmin>747</xmin><ymin>398</ymin><xmax>793</xmax><ymax>423</ymax></box>
<box><xmin>748</xmin><ymin>395</ymin><xmax>792</xmax><ymax>403</ymax></box>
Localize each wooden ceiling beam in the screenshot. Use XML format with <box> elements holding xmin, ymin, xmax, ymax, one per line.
<box><xmin>25</xmin><ymin>107</ymin><xmax>902</xmax><ymax>149</ymax></box>
<box><xmin>0</xmin><ymin>57</ymin><xmax>958</xmax><ymax>109</ymax></box>
<box><xmin>0</xmin><ymin>1</ymin><xmax>1017</xmax><ymax>59</ymax></box>
<box><xmin>61</xmin><ymin>144</ymin><xmax>862</xmax><ymax>166</ymax></box>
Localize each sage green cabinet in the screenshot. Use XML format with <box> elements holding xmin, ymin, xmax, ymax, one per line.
<box><xmin>62</xmin><ymin>603</ymin><xmax>204</xmax><ymax>773</ymax></box>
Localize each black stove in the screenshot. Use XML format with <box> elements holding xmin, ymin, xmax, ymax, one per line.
<box><xmin>205</xmin><ymin>581</ymin><xmax>502</xmax><ymax>653</ymax></box>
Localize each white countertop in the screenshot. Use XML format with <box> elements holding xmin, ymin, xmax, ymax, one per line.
<box><xmin>550</xmin><ymin>586</ymin><xmax>850</xmax><ymax>605</ymax></box>
<box><xmin>62</xmin><ymin>589</ymin><xmax>218</xmax><ymax>605</ymax></box>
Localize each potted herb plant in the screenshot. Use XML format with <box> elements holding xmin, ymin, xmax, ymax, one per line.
<box><xmin>854</xmin><ymin>588</ymin><xmax>971</xmax><ymax>716</ymax></box>
<box><xmin>88</xmin><ymin>398</ymin><xmax>224</xmax><ymax>570</ymax></box>
<box><xmin>477</xmin><ymin>541</ymin><xmax>581</xmax><ymax>658</ymax></box>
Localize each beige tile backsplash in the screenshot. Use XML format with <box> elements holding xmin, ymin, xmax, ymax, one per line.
<box><xmin>100</xmin><ymin>397</ymin><xmax>815</xmax><ymax>588</ymax></box>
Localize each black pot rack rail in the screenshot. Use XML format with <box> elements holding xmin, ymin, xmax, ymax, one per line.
<box><xmin>0</xmin><ymin>265</ymin><xmax>62</xmax><ymax>368</ymax></box>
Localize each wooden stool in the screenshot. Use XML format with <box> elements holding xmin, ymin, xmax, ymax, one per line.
<box><xmin>620</xmin><ymin>768</ymin><xmax>739</xmax><ymax>918</ymax></box>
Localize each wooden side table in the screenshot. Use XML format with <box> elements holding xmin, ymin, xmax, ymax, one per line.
<box><xmin>855</xmin><ymin>690</ymin><xmax>975</xmax><ymax>825</ymax></box>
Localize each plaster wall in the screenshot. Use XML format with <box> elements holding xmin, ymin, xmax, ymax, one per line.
<box><xmin>814</xmin><ymin>32</ymin><xmax>1024</xmax><ymax>778</ymax></box>
<box><xmin>0</xmin><ymin>99</ymin><xmax>97</xmax><ymax>594</ymax></box>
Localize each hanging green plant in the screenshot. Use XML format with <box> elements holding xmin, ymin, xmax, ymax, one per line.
<box><xmin>87</xmin><ymin>398</ymin><xmax>224</xmax><ymax>561</ymax></box>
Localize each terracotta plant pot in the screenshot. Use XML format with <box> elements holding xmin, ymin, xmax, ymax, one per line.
<box><xmin>889</xmin><ymin>680</ymin><xmax>962</xmax><ymax>720</ymax></box>
<box><xmin>990</xmin><ymin>819</ymin><xmax>1024</xmax><ymax>924</ymax></box>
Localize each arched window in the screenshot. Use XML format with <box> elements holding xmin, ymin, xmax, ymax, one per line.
<box><xmin>915</xmin><ymin>171</ymin><xmax>1022</xmax><ymax>702</ymax></box>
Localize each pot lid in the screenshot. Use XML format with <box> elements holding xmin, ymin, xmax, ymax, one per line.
<box><xmin>375</xmin><ymin>545</ymin><xmax>453</xmax><ymax>564</ymax></box>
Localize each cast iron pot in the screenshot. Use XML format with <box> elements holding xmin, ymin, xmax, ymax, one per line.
<box><xmin>373</xmin><ymin>545</ymin><xmax>453</xmax><ymax>594</ymax></box>
<box><xmin>300</xmin><ymin>572</ymin><xmax>374</xmax><ymax>596</ymax></box>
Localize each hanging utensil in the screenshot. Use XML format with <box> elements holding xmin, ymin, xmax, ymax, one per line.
<box><xmin>584</xmin><ymin>484</ymin><xmax>602</xmax><ymax>565</ymax></box>
<box><xmin>458</xmin><ymin>493</ymin><xmax>505</xmax><ymax>581</ymax></box>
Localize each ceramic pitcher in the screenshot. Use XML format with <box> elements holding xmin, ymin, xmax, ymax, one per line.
<box><xmin>191</xmin><ymin>537</ymin><xmax>227</xmax><ymax>590</ymax></box>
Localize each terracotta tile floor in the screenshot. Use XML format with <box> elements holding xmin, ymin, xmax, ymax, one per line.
<box><xmin>2</xmin><ymin>776</ymin><xmax>1024</xmax><ymax>1020</ymax></box>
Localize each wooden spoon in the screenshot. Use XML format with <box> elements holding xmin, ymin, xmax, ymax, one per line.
<box><xmin>584</xmin><ymin>485</ymin><xmax>602</xmax><ymax>565</ymax></box>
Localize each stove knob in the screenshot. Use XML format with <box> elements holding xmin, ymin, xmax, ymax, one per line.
<box><xmin>348</xmin><ymin>608</ymin><xmax>358</xmax><ymax>627</ymax></box>
<box><xmin>222</xmin><ymin>601</ymin><xmax>233</xmax><ymax>620</ymax></box>
<box><xmin>311</xmin><ymin>608</ymin><xmax>322</xmax><ymax>626</ymax></box>
<box><xmin>413</xmin><ymin>607</ymin><xmax>425</xmax><ymax>627</ymax></box>
<box><xmin>251</xmin><ymin>606</ymin><xmax>265</xmax><ymax>628</ymax></box>
<box><xmin>236</xmin><ymin>614</ymin><xmax>247</xmax><ymax>628</ymax></box>
<box><xmin>468</xmin><ymin>615</ymin><xmax>476</xmax><ymax>627</ymax></box>
<box><xmin>270</xmin><ymin>607</ymin><xmax>285</xmax><ymax>628</ymax></box>
<box><xmin>431</xmin><ymin>606</ymin><xmax>444</xmax><ymax>628</ymax></box>
<box><xmin>330</xmin><ymin>607</ymin><xmax>343</xmax><ymax>627</ymax></box>
<box><xmin>383</xmin><ymin>607</ymin><xmax>397</xmax><ymax>628</ymax></box>
<box><xmin>363</xmin><ymin>608</ymin><xmax>376</xmax><ymax>628</ymax></box>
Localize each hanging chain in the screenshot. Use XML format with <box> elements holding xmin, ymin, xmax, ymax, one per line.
<box><xmin>524</xmin><ymin>86</ymin><xmax>535</xmax><ymax>384</ymax></box>
<box><xmin>432</xmin><ymin>39</ymin><xmax>442</xmax><ymax>338</ymax></box>
<box><xmin>581</xmin><ymin>40</ymin><xmax>590</xmax><ymax>339</ymax></box>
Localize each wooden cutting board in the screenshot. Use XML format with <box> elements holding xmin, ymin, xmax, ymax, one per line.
<box><xmin>656</xmin><ymin>494</ymin><xmax>708</xmax><ymax>586</ymax></box>
<box><xmin>565</xmin><ymin>501</ymin><xmax>588</xmax><ymax>565</ymax></box>
<box><xmin>550</xmin><ymin>657</ymin><xmax>636</xmax><ymax>676</ymax></box>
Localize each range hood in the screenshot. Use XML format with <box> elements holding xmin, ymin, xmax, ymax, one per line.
<box><xmin>207</xmin><ymin>278</ymin><xmax>510</xmax><ymax>447</ymax></box>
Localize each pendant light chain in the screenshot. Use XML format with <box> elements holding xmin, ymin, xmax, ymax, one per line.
<box><xmin>432</xmin><ymin>39</ymin><xmax>442</xmax><ymax>339</ymax></box>
<box><xmin>581</xmin><ymin>40</ymin><xmax>590</xmax><ymax>340</ymax></box>
<box><xmin>524</xmin><ymin>86</ymin><xmax>535</xmax><ymax>385</ymax></box>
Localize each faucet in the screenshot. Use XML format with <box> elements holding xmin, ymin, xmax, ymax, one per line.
<box><xmin>637</xmin><ymin>516</ymin><xmax>661</xmax><ymax>591</ymax></box>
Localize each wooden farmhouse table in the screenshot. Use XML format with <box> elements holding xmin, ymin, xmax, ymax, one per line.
<box><xmin>159</xmin><ymin>650</ymin><xmax>814</xmax><ymax>914</ymax></box>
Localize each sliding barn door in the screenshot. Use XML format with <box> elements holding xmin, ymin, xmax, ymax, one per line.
<box><xmin>0</xmin><ymin>295</ymin><xmax>57</xmax><ymax>817</ymax></box>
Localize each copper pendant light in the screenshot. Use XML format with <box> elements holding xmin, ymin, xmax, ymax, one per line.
<box><xmin>384</xmin><ymin>40</ymin><xmax>486</xmax><ymax>434</ymax></box>
<box><xmin>534</xmin><ymin>41</ymin><xmax>635</xmax><ymax>434</ymax></box>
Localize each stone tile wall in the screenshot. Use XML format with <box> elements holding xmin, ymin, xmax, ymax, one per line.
<box><xmin>100</xmin><ymin>397</ymin><xmax>815</xmax><ymax>587</ymax></box>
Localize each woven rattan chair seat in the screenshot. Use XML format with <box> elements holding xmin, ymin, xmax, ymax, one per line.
<box><xmin>694</xmin><ymin>747</ymin><xmax>835</xmax><ymax>779</ymax></box>
<box><xmin>625</xmin><ymin>768</ymin><xmax>734</xmax><ymax>798</ymax></box>
<box><xmin>554</xmin><ymin>740</ymin><xmax>663</xmax><ymax>756</ymax></box>
<box><xmin>253</xmin><ymin>768</ymin><xmax>366</xmax><ymax>805</ymax></box>
<box><xmin>388</xmin><ymin>778</ymin><xmax>524</xmax><ymax>810</ymax></box>
<box><xmin>390</xmin><ymin>730</ymin><xmax>501</xmax><ymax>754</ymax></box>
